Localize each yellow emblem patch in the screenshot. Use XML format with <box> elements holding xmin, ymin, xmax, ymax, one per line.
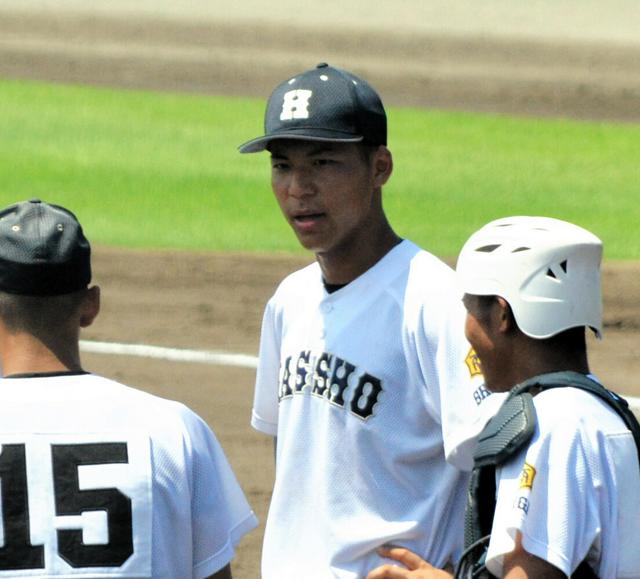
<box><xmin>465</xmin><ymin>347</ymin><xmax>482</xmax><ymax>377</ymax></box>
<box><xmin>519</xmin><ymin>463</ymin><xmax>537</xmax><ymax>490</ymax></box>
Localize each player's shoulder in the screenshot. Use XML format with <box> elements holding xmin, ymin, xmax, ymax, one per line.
<box><xmin>534</xmin><ymin>384</ymin><xmax>631</xmax><ymax>439</ymax></box>
<box><xmin>406</xmin><ymin>241</ymin><xmax>457</xmax><ymax>288</ymax></box>
<box><xmin>85</xmin><ymin>374</ymin><xmax>206</xmax><ymax>430</ymax></box>
<box><xmin>278</xmin><ymin>259</ymin><xmax>319</xmax><ymax>285</ymax></box>
<box><xmin>84</xmin><ymin>373</ymin><xmax>172</xmax><ymax>402</ymax></box>
<box><xmin>398</xmin><ymin>240</ymin><xmax>461</xmax><ymax>313</ymax></box>
<box><xmin>270</xmin><ymin>260</ymin><xmax>321</xmax><ymax>301</ymax></box>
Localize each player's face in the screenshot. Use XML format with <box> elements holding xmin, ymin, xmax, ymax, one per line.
<box><xmin>462</xmin><ymin>294</ymin><xmax>510</xmax><ymax>392</ymax></box>
<box><xmin>269</xmin><ymin>140</ymin><xmax>387</xmax><ymax>257</ymax></box>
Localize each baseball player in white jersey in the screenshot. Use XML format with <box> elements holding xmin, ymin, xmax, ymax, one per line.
<box><xmin>367</xmin><ymin>217</ymin><xmax>640</xmax><ymax>578</ymax></box>
<box><xmin>0</xmin><ymin>199</ymin><xmax>257</xmax><ymax>578</ymax></box>
<box><xmin>238</xmin><ymin>63</ymin><xmax>501</xmax><ymax>578</ymax></box>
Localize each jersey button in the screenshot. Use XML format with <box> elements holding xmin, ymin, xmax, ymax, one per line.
<box><xmin>321</xmin><ymin>303</ymin><xmax>333</xmax><ymax>313</ymax></box>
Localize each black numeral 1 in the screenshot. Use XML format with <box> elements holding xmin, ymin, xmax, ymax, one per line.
<box><xmin>0</xmin><ymin>444</ymin><xmax>45</xmax><ymax>570</ymax></box>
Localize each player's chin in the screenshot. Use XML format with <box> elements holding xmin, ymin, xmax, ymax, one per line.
<box><xmin>290</xmin><ymin>228</ymin><xmax>331</xmax><ymax>252</ymax></box>
<box><xmin>295</xmin><ymin>236</ymin><xmax>327</xmax><ymax>253</ymax></box>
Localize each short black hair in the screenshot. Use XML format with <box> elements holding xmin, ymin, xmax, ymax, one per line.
<box><xmin>0</xmin><ymin>290</ymin><xmax>88</xmax><ymax>334</ymax></box>
<box><xmin>358</xmin><ymin>143</ymin><xmax>381</xmax><ymax>163</ymax></box>
<box><xmin>546</xmin><ymin>326</ymin><xmax>587</xmax><ymax>353</ymax></box>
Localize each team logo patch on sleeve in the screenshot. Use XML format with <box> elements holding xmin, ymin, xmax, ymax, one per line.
<box><xmin>465</xmin><ymin>347</ymin><xmax>482</xmax><ymax>377</ymax></box>
<box><xmin>519</xmin><ymin>462</ymin><xmax>537</xmax><ymax>490</ymax></box>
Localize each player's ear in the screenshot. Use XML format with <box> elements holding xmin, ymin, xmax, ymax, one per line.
<box><xmin>79</xmin><ymin>286</ymin><xmax>100</xmax><ymax>328</ymax></box>
<box><xmin>372</xmin><ymin>145</ymin><xmax>393</xmax><ymax>187</ymax></box>
<box><xmin>495</xmin><ymin>296</ymin><xmax>515</xmax><ymax>334</ymax></box>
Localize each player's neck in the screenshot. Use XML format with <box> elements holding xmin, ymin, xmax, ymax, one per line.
<box><xmin>316</xmin><ymin>223</ymin><xmax>402</xmax><ymax>285</ymax></box>
<box><xmin>0</xmin><ymin>332</ymin><xmax>84</xmax><ymax>376</ymax></box>
<box><xmin>511</xmin><ymin>340</ymin><xmax>590</xmax><ymax>387</ymax></box>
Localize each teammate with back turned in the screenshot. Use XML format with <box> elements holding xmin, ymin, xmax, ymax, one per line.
<box><xmin>238</xmin><ymin>63</ymin><xmax>502</xmax><ymax>578</ymax></box>
<box><xmin>366</xmin><ymin>216</ymin><xmax>640</xmax><ymax>578</ymax></box>
<box><xmin>0</xmin><ymin>199</ymin><xmax>257</xmax><ymax>578</ymax></box>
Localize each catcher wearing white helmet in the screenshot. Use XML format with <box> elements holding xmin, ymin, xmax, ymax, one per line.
<box><xmin>456</xmin><ymin>215</ymin><xmax>602</xmax><ymax>340</ymax></box>
<box><xmin>368</xmin><ymin>216</ymin><xmax>640</xmax><ymax>579</ymax></box>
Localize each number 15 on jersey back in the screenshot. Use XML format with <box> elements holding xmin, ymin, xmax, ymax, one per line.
<box><xmin>0</xmin><ymin>433</ymin><xmax>152</xmax><ymax>576</ymax></box>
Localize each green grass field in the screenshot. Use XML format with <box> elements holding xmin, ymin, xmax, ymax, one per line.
<box><xmin>1</xmin><ymin>78</ymin><xmax>638</xmax><ymax>258</ymax></box>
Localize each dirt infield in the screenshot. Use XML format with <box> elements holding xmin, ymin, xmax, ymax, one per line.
<box><xmin>2</xmin><ymin>6</ymin><xmax>640</xmax><ymax>122</ymax></box>
<box><xmin>1</xmin><ymin>5</ymin><xmax>639</xmax><ymax>577</ymax></box>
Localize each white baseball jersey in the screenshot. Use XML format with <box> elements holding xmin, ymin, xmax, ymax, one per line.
<box><xmin>252</xmin><ymin>240</ymin><xmax>502</xmax><ymax>578</ymax></box>
<box><xmin>0</xmin><ymin>372</ymin><xmax>258</xmax><ymax>578</ymax></box>
<box><xmin>486</xmin><ymin>386</ymin><xmax>640</xmax><ymax>577</ymax></box>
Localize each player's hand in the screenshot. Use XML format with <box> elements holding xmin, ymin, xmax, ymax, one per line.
<box><xmin>365</xmin><ymin>546</ymin><xmax>454</xmax><ymax>579</ymax></box>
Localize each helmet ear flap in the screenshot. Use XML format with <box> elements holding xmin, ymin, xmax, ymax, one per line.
<box><xmin>457</xmin><ymin>216</ymin><xmax>603</xmax><ymax>339</ymax></box>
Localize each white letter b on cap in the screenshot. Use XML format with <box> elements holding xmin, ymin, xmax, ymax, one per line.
<box><xmin>280</xmin><ymin>90</ymin><xmax>313</xmax><ymax>121</ymax></box>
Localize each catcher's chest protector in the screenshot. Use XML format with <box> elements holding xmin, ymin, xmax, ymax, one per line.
<box><xmin>455</xmin><ymin>371</ymin><xmax>640</xmax><ymax>579</ymax></box>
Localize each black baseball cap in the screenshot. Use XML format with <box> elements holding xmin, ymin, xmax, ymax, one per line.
<box><xmin>238</xmin><ymin>63</ymin><xmax>387</xmax><ymax>153</ymax></box>
<box><xmin>0</xmin><ymin>199</ymin><xmax>91</xmax><ymax>296</ymax></box>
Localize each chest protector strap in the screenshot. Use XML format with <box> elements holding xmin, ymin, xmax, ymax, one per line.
<box><xmin>456</xmin><ymin>371</ymin><xmax>640</xmax><ymax>579</ymax></box>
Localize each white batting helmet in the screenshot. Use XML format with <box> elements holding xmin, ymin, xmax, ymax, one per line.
<box><xmin>456</xmin><ymin>216</ymin><xmax>603</xmax><ymax>339</ymax></box>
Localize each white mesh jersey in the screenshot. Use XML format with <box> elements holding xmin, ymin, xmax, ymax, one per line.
<box><xmin>486</xmin><ymin>386</ymin><xmax>640</xmax><ymax>578</ymax></box>
<box><xmin>0</xmin><ymin>373</ymin><xmax>257</xmax><ymax>578</ymax></box>
<box><xmin>252</xmin><ymin>240</ymin><xmax>502</xmax><ymax>578</ymax></box>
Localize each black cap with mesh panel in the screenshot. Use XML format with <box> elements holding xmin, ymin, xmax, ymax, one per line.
<box><xmin>0</xmin><ymin>199</ymin><xmax>91</xmax><ymax>296</ymax></box>
<box><xmin>238</xmin><ymin>63</ymin><xmax>387</xmax><ymax>153</ymax></box>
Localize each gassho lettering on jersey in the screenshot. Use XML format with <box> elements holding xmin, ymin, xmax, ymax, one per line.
<box><xmin>279</xmin><ymin>350</ymin><xmax>383</xmax><ymax>420</ymax></box>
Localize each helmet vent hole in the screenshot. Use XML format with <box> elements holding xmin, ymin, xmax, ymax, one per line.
<box><xmin>475</xmin><ymin>244</ymin><xmax>500</xmax><ymax>253</ymax></box>
<box><xmin>546</xmin><ymin>268</ymin><xmax>557</xmax><ymax>279</ymax></box>
<box><xmin>512</xmin><ymin>246</ymin><xmax>530</xmax><ymax>253</ymax></box>
<box><xmin>560</xmin><ymin>260</ymin><xmax>568</xmax><ymax>273</ymax></box>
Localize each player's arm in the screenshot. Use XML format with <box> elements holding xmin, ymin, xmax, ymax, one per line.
<box><xmin>205</xmin><ymin>563</ymin><xmax>232</xmax><ymax>579</ymax></box>
<box><xmin>251</xmin><ymin>299</ymin><xmax>281</xmax><ymax>437</ymax></box>
<box><xmin>366</xmin><ymin>538</ymin><xmax>566</xmax><ymax>578</ymax></box>
<box><xmin>365</xmin><ymin>547</ymin><xmax>452</xmax><ymax>578</ymax></box>
<box><xmin>502</xmin><ymin>533</ymin><xmax>566</xmax><ymax>579</ymax></box>
<box><xmin>186</xmin><ymin>410</ymin><xmax>258</xmax><ymax>579</ymax></box>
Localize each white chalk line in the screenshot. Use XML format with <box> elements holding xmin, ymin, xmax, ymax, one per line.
<box><xmin>79</xmin><ymin>339</ymin><xmax>640</xmax><ymax>411</ymax></box>
<box><xmin>79</xmin><ymin>339</ymin><xmax>258</xmax><ymax>369</ymax></box>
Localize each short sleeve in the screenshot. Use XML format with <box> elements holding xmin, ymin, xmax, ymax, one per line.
<box><xmin>184</xmin><ymin>411</ymin><xmax>258</xmax><ymax>578</ymax></box>
<box><xmin>485</xmin><ymin>420</ymin><xmax>600</xmax><ymax>577</ymax></box>
<box><xmin>414</xmin><ymin>286</ymin><xmax>504</xmax><ymax>471</ymax></box>
<box><xmin>251</xmin><ymin>298</ymin><xmax>281</xmax><ymax>436</ymax></box>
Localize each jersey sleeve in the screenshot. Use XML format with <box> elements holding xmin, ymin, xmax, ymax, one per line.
<box><xmin>414</xmin><ymin>286</ymin><xmax>504</xmax><ymax>471</ymax></box>
<box><xmin>251</xmin><ymin>297</ymin><xmax>281</xmax><ymax>436</ymax></box>
<box><xmin>485</xmin><ymin>418</ymin><xmax>601</xmax><ymax>577</ymax></box>
<box><xmin>183</xmin><ymin>409</ymin><xmax>258</xmax><ymax>578</ymax></box>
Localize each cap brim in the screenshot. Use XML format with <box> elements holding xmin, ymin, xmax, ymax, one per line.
<box><xmin>238</xmin><ymin>132</ymin><xmax>364</xmax><ymax>154</ymax></box>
